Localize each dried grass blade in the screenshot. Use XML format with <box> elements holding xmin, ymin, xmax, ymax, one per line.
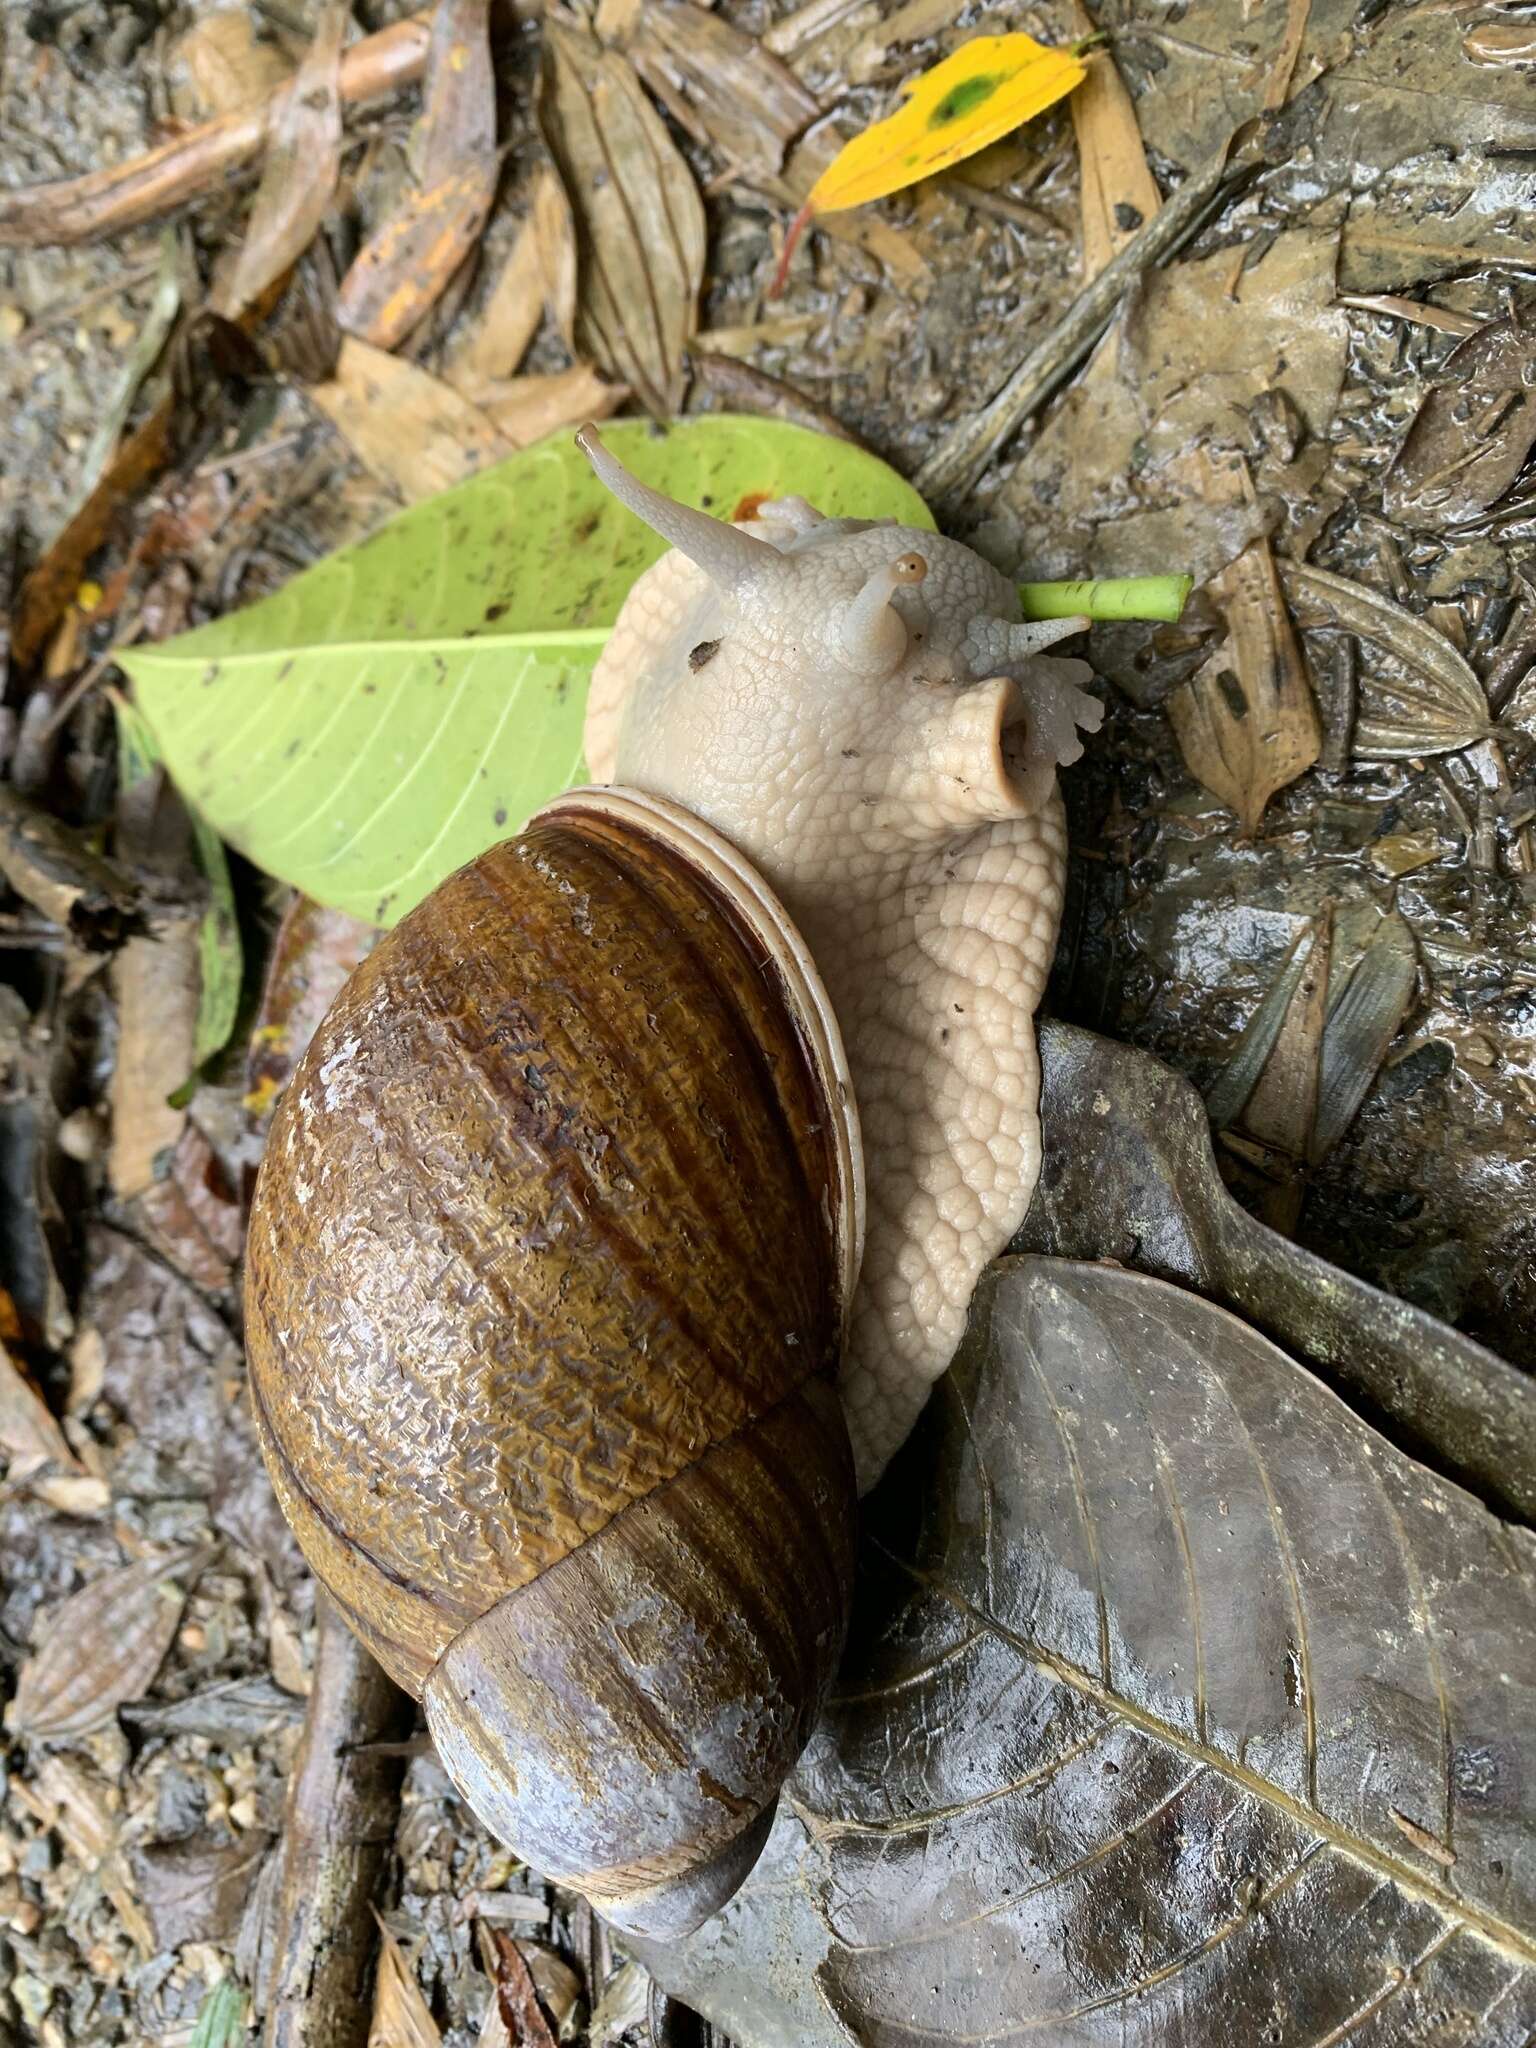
<box><xmin>13</xmin><ymin>1546</ymin><xmax>209</xmax><ymax>1738</ymax></box>
<box><xmin>213</xmin><ymin>0</ymin><xmax>347</xmax><ymax>322</ymax></box>
<box><xmin>1168</xmin><ymin>541</ymin><xmax>1321</xmax><ymax>834</ymax></box>
<box><xmin>1280</xmin><ymin>563</ymin><xmax>1492</xmax><ymax>757</ymax></box>
<box><xmin>338</xmin><ymin>0</ymin><xmax>499</xmax><ymax>350</ymax></box>
<box><xmin>1313</xmin><ymin>912</ymin><xmax>1418</xmax><ymax>1161</ymax></box>
<box><xmin>539</xmin><ymin>24</ymin><xmax>705</xmax><ymax>416</ymax></box>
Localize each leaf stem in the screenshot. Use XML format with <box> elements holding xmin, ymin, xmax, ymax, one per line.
<box><xmin>1018</xmin><ymin>575</ymin><xmax>1192</xmax><ymax>623</ymax></box>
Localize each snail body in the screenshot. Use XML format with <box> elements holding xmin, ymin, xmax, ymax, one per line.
<box><xmin>245</xmin><ymin>430</ymin><xmax>1100</xmax><ymax>1931</ymax></box>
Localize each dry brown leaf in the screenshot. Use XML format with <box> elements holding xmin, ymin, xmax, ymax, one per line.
<box><xmin>483</xmin><ymin>1929</ymin><xmax>559</xmax><ymax>2048</ymax></box>
<box><xmin>12</xmin><ymin>1547</ymin><xmax>208</xmax><ymax>1739</ymax></box>
<box><xmin>1239</xmin><ymin>906</ymin><xmax>1332</xmax><ymax>1166</ymax></box>
<box><xmin>338</xmin><ymin>0</ymin><xmax>499</xmax><ymax>350</ymax></box>
<box><xmin>370</xmin><ymin>1919</ymin><xmax>443</xmax><ymax>2048</ymax></box>
<box><xmin>540</xmin><ymin>23</ymin><xmax>705</xmax><ymax>416</ymax></box>
<box><xmin>476</xmin><ymin>364</ymin><xmax>627</xmax><ymax>448</ymax></box>
<box><xmin>109</xmin><ymin>912</ymin><xmax>200</xmax><ymax>1199</ymax></box>
<box><xmin>449</xmin><ymin>215</ymin><xmax>547</xmax><ymax>393</ymax></box>
<box><xmin>311</xmin><ymin>336</ymin><xmax>511</xmax><ymax>501</ymax></box>
<box><xmin>134</xmin><ymin>1120</ymin><xmax>244</xmax><ymax>1292</ymax></box>
<box><xmin>1068</xmin><ymin>2</ymin><xmax>1160</xmax><ymax>279</ymax></box>
<box><xmin>0</xmin><ymin>1339</ymin><xmax>80</xmax><ymax>1474</ymax></box>
<box><xmin>168</xmin><ymin>6</ymin><xmax>294</xmax><ymax>121</ymax></box>
<box><xmin>619</xmin><ymin>0</ymin><xmax>818</xmax><ymax>183</ymax></box>
<box><xmin>532</xmin><ymin>168</ymin><xmax>578</xmax><ymax>354</ymax></box>
<box><xmin>1168</xmin><ymin>540</ymin><xmax>1322</xmax><ymax>835</ymax></box>
<box><xmin>212</xmin><ymin>0</ymin><xmax>346</xmax><ymax>322</ymax></box>
<box><xmin>130</xmin><ymin>1832</ymin><xmax>270</xmax><ymax>1950</ymax></box>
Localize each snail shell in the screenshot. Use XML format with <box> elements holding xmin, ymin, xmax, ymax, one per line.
<box><xmin>245</xmin><ymin>788</ymin><xmax>863</xmax><ymax>1934</ymax></box>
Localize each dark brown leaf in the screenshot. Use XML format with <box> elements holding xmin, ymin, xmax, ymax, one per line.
<box><xmin>486</xmin><ymin>1930</ymin><xmax>559</xmax><ymax>2048</ymax></box>
<box><xmin>213</xmin><ymin>0</ymin><xmax>347</xmax><ymax>323</ymax></box>
<box><xmin>539</xmin><ymin>23</ymin><xmax>705</xmax><ymax>416</ymax></box>
<box><xmin>131</xmin><ymin>1833</ymin><xmax>271</xmax><ymax>1950</ymax></box>
<box><xmin>635</xmin><ymin>1252</ymin><xmax>1536</xmax><ymax>2045</ymax></box>
<box><xmin>1383</xmin><ymin>297</ymin><xmax>1536</xmax><ymax>531</ymax></box>
<box><xmin>338</xmin><ymin>0</ymin><xmax>499</xmax><ymax>351</ymax></box>
<box><xmin>133</xmin><ymin>1120</ymin><xmax>244</xmax><ymax>1292</ymax></box>
<box><xmin>13</xmin><ymin>1547</ymin><xmax>208</xmax><ymax>1739</ymax></box>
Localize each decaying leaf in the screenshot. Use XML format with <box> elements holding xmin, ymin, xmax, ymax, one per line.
<box><xmin>539</xmin><ymin>23</ymin><xmax>706</xmax><ymax>415</ymax></box>
<box><xmin>0</xmin><ymin>1338</ymin><xmax>80</xmax><ymax>1474</ymax></box>
<box><xmin>1313</xmin><ymin>910</ymin><xmax>1419</xmax><ymax>1162</ymax></box>
<box><xmin>1067</xmin><ymin>1</ymin><xmax>1160</xmax><ymax>279</ymax></box>
<box><xmin>338</xmin><ymin>0</ymin><xmax>498</xmax><ymax>350</ymax></box>
<box><xmin>370</xmin><ymin>1920</ymin><xmax>443</xmax><ymax>2048</ymax></box>
<box><xmin>212</xmin><ymin>0</ymin><xmax>346</xmax><ymax>323</ymax></box>
<box><xmin>1462</xmin><ymin>21</ymin><xmax>1536</xmax><ymax>67</ymax></box>
<box><xmin>1234</xmin><ymin>906</ymin><xmax>1332</xmax><ymax>1161</ymax></box>
<box><xmin>532</xmin><ymin>167</ymin><xmax>578</xmax><ymax>354</ymax></box>
<box><xmin>635</xmin><ymin>1254</ymin><xmax>1536</xmax><ymax>2047</ymax></box>
<box><xmin>134</xmin><ymin>1120</ymin><xmax>244</xmax><ymax>1292</ymax></box>
<box><xmin>449</xmin><ymin>214</ymin><xmax>548</xmax><ymax>394</ymax></box>
<box><xmin>618</xmin><ymin>0</ymin><xmax>818</xmax><ymax>183</ymax></box>
<box><xmin>1280</xmin><ymin>563</ymin><xmax>1492</xmax><ymax>756</ymax></box>
<box><xmin>483</xmin><ymin>1929</ymin><xmax>559</xmax><ymax>2048</ymax></box>
<box><xmin>131</xmin><ymin>1832</ymin><xmax>270</xmax><ymax>1950</ymax></box>
<box><xmin>310</xmin><ymin>337</ymin><xmax>512</xmax><ymax>500</ymax></box>
<box><xmin>1383</xmin><ymin>296</ymin><xmax>1536</xmax><ymax>531</ymax></box>
<box><xmin>1168</xmin><ymin>540</ymin><xmax>1322</xmax><ymax>833</ymax></box>
<box><xmin>477</xmin><ymin>364</ymin><xmax>626</xmax><ymax>449</ymax></box>
<box><xmin>13</xmin><ymin>1547</ymin><xmax>208</xmax><ymax>1739</ymax></box>
<box><xmin>168</xmin><ymin>5</ymin><xmax>294</xmax><ymax>121</ymax></box>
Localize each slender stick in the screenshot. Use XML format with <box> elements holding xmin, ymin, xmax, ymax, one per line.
<box><xmin>914</xmin><ymin>121</ymin><xmax>1265</xmax><ymax>510</ymax></box>
<box><xmin>261</xmin><ymin>1598</ymin><xmax>414</xmax><ymax>2048</ymax></box>
<box><xmin>0</xmin><ymin>14</ymin><xmax>433</xmax><ymax>251</ymax></box>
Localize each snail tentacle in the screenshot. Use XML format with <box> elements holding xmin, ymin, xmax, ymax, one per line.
<box><xmin>576</xmin><ymin>424</ymin><xmax>785</xmax><ymax>599</ymax></box>
<box><xmin>834</xmin><ymin>553</ymin><xmax>929</xmax><ymax>678</ymax></box>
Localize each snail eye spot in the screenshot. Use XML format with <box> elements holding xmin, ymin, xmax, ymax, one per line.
<box><xmin>689</xmin><ymin>639</ymin><xmax>722</xmax><ymax>671</ymax></box>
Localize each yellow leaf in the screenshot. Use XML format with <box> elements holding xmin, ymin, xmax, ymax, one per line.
<box><xmin>810</xmin><ymin>34</ymin><xmax>1086</xmax><ymax>213</ymax></box>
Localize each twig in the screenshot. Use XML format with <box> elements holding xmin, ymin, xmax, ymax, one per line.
<box><xmin>914</xmin><ymin>119</ymin><xmax>1270</xmax><ymax>510</ymax></box>
<box><xmin>260</xmin><ymin>1598</ymin><xmax>414</xmax><ymax>2048</ymax></box>
<box><xmin>0</xmin><ymin>13</ymin><xmax>433</xmax><ymax>251</ymax></box>
<box><xmin>0</xmin><ymin>785</ymin><xmax>142</xmax><ymax>948</ymax></box>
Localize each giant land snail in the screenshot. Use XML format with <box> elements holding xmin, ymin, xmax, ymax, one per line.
<box><xmin>244</xmin><ymin>427</ymin><xmax>1104</xmax><ymax>1936</ymax></box>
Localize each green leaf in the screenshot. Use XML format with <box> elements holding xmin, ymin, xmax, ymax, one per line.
<box><xmin>189</xmin><ymin>1976</ymin><xmax>248</xmax><ymax>2048</ymax></box>
<box><xmin>113</xmin><ymin>694</ymin><xmax>244</xmax><ymax>1070</ymax></box>
<box><xmin>121</xmin><ymin>417</ymin><xmax>933</xmax><ymax>926</ymax></box>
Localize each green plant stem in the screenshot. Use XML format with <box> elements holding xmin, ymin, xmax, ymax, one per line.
<box><xmin>1019</xmin><ymin>575</ymin><xmax>1192</xmax><ymax>623</ymax></box>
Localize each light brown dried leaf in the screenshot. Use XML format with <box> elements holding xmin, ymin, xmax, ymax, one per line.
<box><xmin>168</xmin><ymin>6</ymin><xmax>294</xmax><ymax>121</ymax></box>
<box><xmin>620</xmin><ymin>0</ymin><xmax>818</xmax><ymax>183</ymax></box>
<box><xmin>212</xmin><ymin>0</ymin><xmax>346</xmax><ymax>322</ymax></box>
<box><xmin>1462</xmin><ymin>20</ymin><xmax>1536</xmax><ymax>65</ymax></box>
<box><xmin>0</xmin><ymin>1339</ymin><xmax>80</xmax><ymax>1473</ymax></box>
<box><xmin>1168</xmin><ymin>541</ymin><xmax>1322</xmax><ymax>834</ymax></box>
<box><xmin>540</xmin><ymin>24</ymin><xmax>705</xmax><ymax>416</ymax></box>
<box><xmin>370</xmin><ymin>1919</ymin><xmax>443</xmax><ymax>2048</ymax></box>
<box><xmin>1067</xmin><ymin>3</ymin><xmax>1160</xmax><ymax>279</ymax></box>
<box><xmin>109</xmin><ymin>910</ymin><xmax>200</xmax><ymax>1199</ymax></box>
<box><xmin>338</xmin><ymin>0</ymin><xmax>498</xmax><ymax>350</ymax></box>
<box><xmin>1280</xmin><ymin>563</ymin><xmax>1492</xmax><ymax>757</ymax></box>
<box><xmin>532</xmin><ymin>168</ymin><xmax>578</xmax><ymax>354</ymax></box>
<box><xmin>449</xmin><ymin>216</ymin><xmax>547</xmax><ymax>394</ymax></box>
<box><xmin>13</xmin><ymin>1547</ymin><xmax>207</xmax><ymax>1739</ymax></box>
<box><xmin>476</xmin><ymin>364</ymin><xmax>626</xmax><ymax>449</ymax></box>
<box><xmin>310</xmin><ymin>337</ymin><xmax>511</xmax><ymax>502</ymax></box>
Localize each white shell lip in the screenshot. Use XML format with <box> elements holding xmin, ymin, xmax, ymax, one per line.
<box><xmin>531</xmin><ymin>784</ymin><xmax>867</xmax><ymax>1340</ymax></box>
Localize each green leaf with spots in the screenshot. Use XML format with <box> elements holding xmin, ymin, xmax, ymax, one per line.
<box><xmin>120</xmin><ymin>417</ymin><xmax>932</xmax><ymax>927</ymax></box>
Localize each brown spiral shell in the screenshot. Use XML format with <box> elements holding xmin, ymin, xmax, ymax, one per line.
<box><xmin>244</xmin><ymin>788</ymin><xmax>862</xmax><ymax>1931</ymax></box>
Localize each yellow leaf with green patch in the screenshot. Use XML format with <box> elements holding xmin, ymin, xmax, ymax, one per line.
<box><xmin>813</xmin><ymin>34</ymin><xmax>1086</xmax><ymax>211</ymax></box>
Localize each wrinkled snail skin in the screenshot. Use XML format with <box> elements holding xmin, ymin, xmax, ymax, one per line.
<box><xmin>245</xmin><ymin>792</ymin><xmax>860</xmax><ymax>1935</ymax></box>
<box><xmin>579</xmin><ymin>425</ymin><xmax>1103</xmax><ymax>1492</ymax></box>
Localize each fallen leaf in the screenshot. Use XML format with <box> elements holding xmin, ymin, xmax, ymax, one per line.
<box><xmin>1067</xmin><ymin>2</ymin><xmax>1160</xmax><ymax>279</ymax></box>
<box><xmin>1383</xmin><ymin>295</ymin><xmax>1536</xmax><ymax>532</ymax></box>
<box><xmin>338</xmin><ymin>0</ymin><xmax>498</xmax><ymax>350</ymax></box>
<box><xmin>310</xmin><ymin>336</ymin><xmax>512</xmax><ymax>500</ymax></box>
<box><xmin>634</xmin><ymin>1253</ymin><xmax>1536</xmax><ymax>2044</ymax></box>
<box><xmin>619</xmin><ymin>0</ymin><xmax>818</xmax><ymax>183</ymax></box>
<box><xmin>131</xmin><ymin>1833</ymin><xmax>270</xmax><ymax>1950</ymax></box>
<box><xmin>448</xmin><ymin>214</ymin><xmax>548</xmax><ymax>394</ymax></box>
<box><xmin>1280</xmin><ymin>563</ymin><xmax>1493</xmax><ymax>756</ymax></box>
<box><xmin>370</xmin><ymin>1920</ymin><xmax>442</xmax><ymax>2048</ymax></box>
<box><xmin>539</xmin><ymin>23</ymin><xmax>705</xmax><ymax>415</ymax></box>
<box><xmin>213</xmin><ymin>0</ymin><xmax>347</xmax><ymax>322</ymax></box>
<box><xmin>189</xmin><ymin>1977</ymin><xmax>248</xmax><ymax>2048</ymax></box>
<box><xmin>1313</xmin><ymin>910</ymin><xmax>1419</xmax><ymax>1162</ymax></box>
<box><xmin>1168</xmin><ymin>540</ymin><xmax>1321</xmax><ymax>833</ymax></box>
<box><xmin>477</xmin><ymin>364</ymin><xmax>626</xmax><ymax>449</ymax></box>
<box><xmin>484</xmin><ymin>1929</ymin><xmax>558</xmax><ymax>2048</ymax></box>
<box><xmin>1462</xmin><ymin>20</ymin><xmax>1536</xmax><ymax>65</ymax></box>
<box><xmin>168</xmin><ymin>5</ymin><xmax>294</xmax><ymax>121</ymax></box>
<box><xmin>0</xmin><ymin>1339</ymin><xmax>80</xmax><ymax>1474</ymax></box>
<box><xmin>532</xmin><ymin>168</ymin><xmax>578</xmax><ymax>354</ymax></box>
<box><xmin>121</xmin><ymin>417</ymin><xmax>932</xmax><ymax>925</ymax></box>
<box><xmin>134</xmin><ymin>1120</ymin><xmax>244</xmax><ymax>1292</ymax></box>
<box><xmin>1236</xmin><ymin>906</ymin><xmax>1332</xmax><ymax>1161</ymax></box>
<box><xmin>13</xmin><ymin>1547</ymin><xmax>208</xmax><ymax>1739</ymax></box>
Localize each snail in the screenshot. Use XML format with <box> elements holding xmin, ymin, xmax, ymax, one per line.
<box><xmin>244</xmin><ymin>428</ymin><xmax>1102</xmax><ymax>1936</ymax></box>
